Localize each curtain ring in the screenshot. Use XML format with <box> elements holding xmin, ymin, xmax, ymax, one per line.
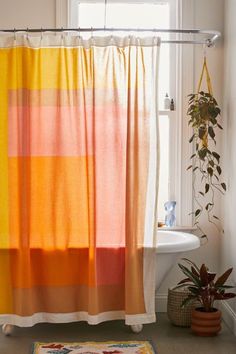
<box><xmin>206</xmin><ymin>38</ymin><xmax>212</xmax><ymax>48</ymax></box>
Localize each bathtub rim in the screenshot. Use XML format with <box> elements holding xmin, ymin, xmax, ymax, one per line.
<box><xmin>155</xmin><ymin>230</ymin><xmax>200</xmax><ymax>254</ymax></box>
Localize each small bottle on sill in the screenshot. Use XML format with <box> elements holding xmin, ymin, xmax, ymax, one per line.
<box><xmin>164</xmin><ymin>93</ymin><xmax>171</xmax><ymax>110</ymax></box>
<box><xmin>170</xmin><ymin>99</ymin><xmax>175</xmax><ymax>111</ymax></box>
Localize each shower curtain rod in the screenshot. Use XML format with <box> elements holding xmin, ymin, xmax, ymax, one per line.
<box><xmin>0</xmin><ymin>28</ymin><xmax>221</xmax><ymax>47</ymax></box>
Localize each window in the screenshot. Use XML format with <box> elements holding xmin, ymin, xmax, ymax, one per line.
<box><xmin>68</xmin><ymin>0</ymin><xmax>179</xmax><ymax>224</ymax></box>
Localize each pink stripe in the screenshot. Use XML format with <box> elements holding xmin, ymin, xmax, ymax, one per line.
<box><xmin>8</xmin><ymin>104</ymin><xmax>126</xmax><ymax>156</ymax></box>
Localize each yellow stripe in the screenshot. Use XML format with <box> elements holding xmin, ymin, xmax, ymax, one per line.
<box><xmin>0</xmin><ymin>50</ymin><xmax>9</xmax><ymax>246</ymax></box>
<box><xmin>3</xmin><ymin>46</ymin><xmax>146</xmax><ymax>90</ymax></box>
<box><xmin>6</xmin><ymin>47</ymin><xmax>95</xmax><ymax>90</ymax></box>
<box><xmin>0</xmin><ymin>49</ymin><xmax>13</xmax><ymax>313</ymax></box>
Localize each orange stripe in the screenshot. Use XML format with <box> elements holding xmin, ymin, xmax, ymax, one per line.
<box><xmin>9</xmin><ymin>157</ymin><xmax>94</xmax><ymax>250</ymax></box>
<box><xmin>11</xmin><ymin>283</ymin><xmax>126</xmax><ymax>316</ymax></box>
<box><xmin>9</xmin><ymin>248</ymin><xmax>126</xmax><ymax>288</ymax></box>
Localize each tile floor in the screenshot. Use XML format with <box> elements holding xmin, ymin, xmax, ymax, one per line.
<box><xmin>0</xmin><ymin>314</ymin><xmax>236</xmax><ymax>354</ymax></box>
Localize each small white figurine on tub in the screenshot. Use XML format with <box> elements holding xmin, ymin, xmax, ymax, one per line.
<box><xmin>164</xmin><ymin>201</ymin><xmax>176</xmax><ymax>227</ymax></box>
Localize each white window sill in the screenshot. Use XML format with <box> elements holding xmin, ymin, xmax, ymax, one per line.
<box><xmin>157</xmin><ymin>226</ymin><xmax>197</xmax><ymax>232</ymax></box>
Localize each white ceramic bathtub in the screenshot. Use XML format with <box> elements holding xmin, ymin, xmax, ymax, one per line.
<box><xmin>155</xmin><ymin>230</ymin><xmax>200</xmax><ymax>290</ymax></box>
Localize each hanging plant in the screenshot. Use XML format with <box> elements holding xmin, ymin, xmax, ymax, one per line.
<box><xmin>187</xmin><ymin>58</ymin><xmax>226</xmax><ymax>240</ymax></box>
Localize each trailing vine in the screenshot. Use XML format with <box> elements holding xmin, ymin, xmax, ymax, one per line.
<box><xmin>187</xmin><ymin>91</ymin><xmax>226</xmax><ymax>240</ymax></box>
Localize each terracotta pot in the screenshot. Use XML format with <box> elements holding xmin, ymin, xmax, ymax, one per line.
<box><xmin>191</xmin><ymin>307</ymin><xmax>221</xmax><ymax>336</ymax></box>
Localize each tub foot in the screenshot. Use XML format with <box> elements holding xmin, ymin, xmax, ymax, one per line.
<box><xmin>130</xmin><ymin>324</ymin><xmax>143</xmax><ymax>333</ymax></box>
<box><xmin>2</xmin><ymin>324</ymin><xmax>14</xmax><ymax>336</ymax></box>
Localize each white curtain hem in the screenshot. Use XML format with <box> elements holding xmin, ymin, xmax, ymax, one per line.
<box><xmin>0</xmin><ymin>311</ymin><xmax>156</xmax><ymax>327</ymax></box>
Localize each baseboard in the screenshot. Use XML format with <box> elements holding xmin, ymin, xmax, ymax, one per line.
<box><xmin>219</xmin><ymin>301</ymin><xmax>236</xmax><ymax>336</ymax></box>
<box><xmin>155</xmin><ymin>294</ymin><xmax>168</xmax><ymax>313</ymax></box>
<box><xmin>155</xmin><ymin>295</ymin><xmax>236</xmax><ymax>336</ymax></box>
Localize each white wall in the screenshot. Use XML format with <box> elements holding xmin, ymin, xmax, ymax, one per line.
<box><xmin>221</xmin><ymin>0</ymin><xmax>236</xmax><ymax>317</ymax></box>
<box><xmin>0</xmin><ymin>0</ymin><xmax>228</xmax><ymax>312</ymax></box>
<box><xmin>0</xmin><ymin>0</ymin><xmax>56</xmax><ymax>28</ymax></box>
<box><xmin>158</xmin><ymin>0</ymin><xmax>225</xmax><ymax>298</ymax></box>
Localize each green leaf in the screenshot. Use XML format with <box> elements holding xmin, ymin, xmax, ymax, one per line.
<box><xmin>215</xmin><ymin>107</ymin><xmax>221</xmax><ymax>115</ymax></box>
<box><xmin>216</xmin><ymin>285</ymin><xmax>236</xmax><ymax>290</ymax></box>
<box><xmin>212</xmin><ymin>151</ymin><xmax>220</xmax><ymax>162</ymax></box>
<box><xmin>177</xmin><ymin>278</ymin><xmax>191</xmax><ymax>285</ymax></box>
<box><xmin>178</xmin><ymin>264</ymin><xmax>201</xmax><ymax>287</ymax></box>
<box><xmin>208</xmin><ymin>126</ymin><xmax>215</xmax><ymax>139</ymax></box>
<box><xmin>215</xmin><ymin>268</ymin><xmax>233</xmax><ymax>287</ymax></box>
<box><xmin>216</xmin><ymin>166</ymin><xmax>222</xmax><ymax>175</ymax></box>
<box><xmin>221</xmin><ymin>183</ymin><xmax>227</xmax><ymax>191</ymax></box>
<box><xmin>191</xmin><ymin>266</ymin><xmax>200</xmax><ymax>277</ymax></box>
<box><xmin>181</xmin><ymin>296</ymin><xmax>198</xmax><ymax>308</ymax></box>
<box><xmin>181</xmin><ymin>258</ymin><xmax>200</xmax><ymax>272</ymax></box>
<box><xmin>217</xmin><ymin>123</ymin><xmax>223</xmax><ymax>130</ymax></box>
<box><xmin>213</xmin><ymin>215</ymin><xmax>219</xmax><ymax>220</ymax></box>
<box><xmin>209</xmin><ymin>160</ymin><xmax>214</xmax><ymax>168</ymax></box>
<box><xmin>189</xmin><ymin>134</ymin><xmax>195</xmax><ymax>143</ymax></box>
<box><xmin>205</xmin><ymin>183</ymin><xmax>210</xmax><ymax>193</ymax></box>
<box><xmin>172</xmin><ymin>283</ymin><xmax>194</xmax><ymax>290</ymax></box>
<box><xmin>198</xmin><ymin>148</ymin><xmax>207</xmax><ymax>160</ymax></box>
<box><xmin>205</xmin><ymin>203</ymin><xmax>213</xmax><ymax>211</ymax></box>
<box><xmin>207</xmin><ymin>167</ymin><xmax>213</xmax><ymax>176</ymax></box>
<box><xmin>188</xmin><ymin>286</ymin><xmax>199</xmax><ymax>295</ymax></box>
<box><xmin>195</xmin><ymin>209</ymin><xmax>201</xmax><ymax>217</ymax></box>
<box><xmin>210</xmin><ymin>117</ymin><xmax>217</xmax><ymax>125</ymax></box>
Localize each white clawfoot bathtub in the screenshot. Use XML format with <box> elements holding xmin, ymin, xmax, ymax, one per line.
<box><xmin>155</xmin><ymin>230</ymin><xmax>200</xmax><ymax>290</ymax></box>
<box><xmin>2</xmin><ymin>230</ymin><xmax>200</xmax><ymax>336</ymax></box>
<box><xmin>131</xmin><ymin>230</ymin><xmax>200</xmax><ymax>333</ymax></box>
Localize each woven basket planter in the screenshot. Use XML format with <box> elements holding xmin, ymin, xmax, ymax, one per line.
<box><xmin>167</xmin><ymin>287</ymin><xmax>199</xmax><ymax>327</ymax></box>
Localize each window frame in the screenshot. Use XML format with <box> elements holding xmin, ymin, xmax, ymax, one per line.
<box><xmin>62</xmin><ymin>0</ymin><xmax>193</xmax><ymax>227</ymax></box>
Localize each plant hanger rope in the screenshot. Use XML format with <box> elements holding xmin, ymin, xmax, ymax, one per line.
<box><xmin>197</xmin><ymin>56</ymin><xmax>213</xmax><ymax>96</ymax></box>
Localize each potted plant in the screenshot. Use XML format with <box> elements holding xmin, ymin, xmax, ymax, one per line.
<box><xmin>175</xmin><ymin>258</ymin><xmax>236</xmax><ymax>336</ymax></box>
<box><xmin>187</xmin><ymin>91</ymin><xmax>226</xmax><ymax>239</ymax></box>
<box><xmin>187</xmin><ymin>57</ymin><xmax>226</xmax><ymax>240</ymax></box>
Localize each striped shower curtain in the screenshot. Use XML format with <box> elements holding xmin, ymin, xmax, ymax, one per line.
<box><xmin>0</xmin><ymin>34</ymin><xmax>160</xmax><ymax>327</ymax></box>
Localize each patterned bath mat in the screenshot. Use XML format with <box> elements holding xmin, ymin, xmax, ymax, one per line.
<box><xmin>32</xmin><ymin>341</ymin><xmax>157</xmax><ymax>354</ymax></box>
